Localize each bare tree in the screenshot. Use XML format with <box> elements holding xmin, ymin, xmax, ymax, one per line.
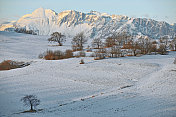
<box><xmin>109</xmin><ymin>46</ymin><xmax>122</xmax><ymax>58</ymax></box>
<box><xmin>170</xmin><ymin>37</ymin><xmax>176</xmax><ymax>51</ymax></box>
<box><xmin>158</xmin><ymin>44</ymin><xmax>167</xmax><ymax>55</ymax></box>
<box><xmin>94</xmin><ymin>48</ymin><xmax>107</xmax><ymax>60</ymax></box>
<box><xmin>72</xmin><ymin>32</ymin><xmax>87</xmax><ymax>51</ymax></box>
<box><xmin>91</xmin><ymin>38</ymin><xmax>103</xmax><ymax>49</ymax></box>
<box><xmin>160</xmin><ymin>36</ymin><xmax>169</xmax><ymax>45</ymax></box>
<box><xmin>151</xmin><ymin>44</ymin><xmax>157</xmax><ymax>55</ymax></box>
<box><xmin>114</xmin><ymin>34</ymin><xmax>123</xmax><ymax>46</ymax></box>
<box><xmin>21</xmin><ymin>95</ymin><xmax>40</xmax><ymax>111</ymax></box>
<box><xmin>105</xmin><ymin>37</ymin><xmax>116</xmax><ymax>47</ymax></box>
<box><xmin>48</xmin><ymin>32</ymin><xmax>65</xmax><ymax>46</ymax></box>
<box><xmin>121</xmin><ymin>32</ymin><xmax>132</xmax><ymax>44</ymax></box>
<box><xmin>122</xmin><ymin>40</ymin><xmax>140</xmax><ymax>56</ymax></box>
<box><xmin>138</xmin><ymin>36</ymin><xmax>152</xmax><ymax>54</ymax></box>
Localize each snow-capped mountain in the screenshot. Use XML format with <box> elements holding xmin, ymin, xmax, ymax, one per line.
<box><xmin>1</xmin><ymin>8</ymin><xmax>176</xmax><ymax>39</ymax></box>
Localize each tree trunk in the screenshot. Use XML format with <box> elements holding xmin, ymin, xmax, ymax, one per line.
<box><xmin>133</xmin><ymin>50</ymin><xmax>136</xmax><ymax>56</ymax></box>
<box><xmin>58</xmin><ymin>42</ymin><xmax>62</xmax><ymax>46</ymax></box>
<box><xmin>30</xmin><ymin>104</ymin><xmax>33</xmax><ymax>110</ymax></box>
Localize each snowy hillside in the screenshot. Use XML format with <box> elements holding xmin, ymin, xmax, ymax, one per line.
<box><xmin>1</xmin><ymin>8</ymin><xmax>176</xmax><ymax>39</ymax></box>
<box><xmin>0</xmin><ymin>31</ymin><xmax>176</xmax><ymax>117</ymax></box>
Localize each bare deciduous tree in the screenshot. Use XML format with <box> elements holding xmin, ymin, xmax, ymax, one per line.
<box><xmin>48</xmin><ymin>32</ymin><xmax>65</xmax><ymax>46</ymax></box>
<box><xmin>158</xmin><ymin>44</ymin><xmax>167</xmax><ymax>55</ymax></box>
<box><xmin>109</xmin><ymin>46</ymin><xmax>122</xmax><ymax>58</ymax></box>
<box><xmin>94</xmin><ymin>48</ymin><xmax>107</xmax><ymax>60</ymax></box>
<box><xmin>151</xmin><ymin>44</ymin><xmax>157</xmax><ymax>55</ymax></box>
<box><xmin>91</xmin><ymin>38</ymin><xmax>103</xmax><ymax>49</ymax></box>
<box><xmin>72</xmin><ymin>32</ymin><xmax>87</xmax><ymax>51</ymax></box>
<box><xmin>105</xmin><ymin>37</ymin><xmax>116</xmax><ymax>47</ymax></box>
<box><xmin>170</xmin><ymin>37</ymin><xmax>176</xmax><ymax>51</ymax></box>
<box><xmin>121</xmin><ymin>32</ymin><xmax>132</xmax><ymax>44</ymax></box>
<box><xmin>138</xmin><ymin>36</ymin><xmax>152</xmax><ymax>54</ymax></box>
<box><xmin>21</xmin><ymin>95</ymin><xmax>40</xmax><ymax>111</ymax></box>
<box><xmin>122</xmin><ymin>40</ymin><xmax>140</xmax><ymax>56</ymax></box>
<box><xmin>160</xmin><ymin>36</ymin><xmax>169</xmax><ymax>45</ymax></box>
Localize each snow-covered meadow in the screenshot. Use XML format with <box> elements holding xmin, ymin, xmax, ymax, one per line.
<box><xmin>0</xmin><ymin>31</ymin><xmax>176</xmax><ymax>117</ymax></box>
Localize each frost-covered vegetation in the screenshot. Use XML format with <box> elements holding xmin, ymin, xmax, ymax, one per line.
<box><xmin>0</xmin><ymin>60</ymin><xmax>30</xmax><ymax>71</ymax></box>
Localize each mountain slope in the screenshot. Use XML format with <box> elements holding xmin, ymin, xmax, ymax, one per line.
<box><xmin>1</xmin><ymin>8</ymin><xmax>176</xmax><ymax>39</ymax></box>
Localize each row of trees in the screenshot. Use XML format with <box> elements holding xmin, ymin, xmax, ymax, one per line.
<box><xmin>47</xmin><ymin>31</ymin><xmax>176</xmax><ymax>60</ymax></box>
<box><xmin>48</xmin><ymin>32</ymin><xmax>87</xmax><ymax>51</ymax></box>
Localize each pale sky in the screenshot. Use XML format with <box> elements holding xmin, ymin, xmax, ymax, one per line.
<box><xmin>0</xmin><ymin>0</ymin><xmax>176</xmax><ymax>24</ymax></box>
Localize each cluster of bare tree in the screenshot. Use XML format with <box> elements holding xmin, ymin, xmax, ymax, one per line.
<box><xmin>48</xmin><ymin>32</ymin><xmax>87</xmax><ymax>51</ymax></box>
<box><xmin>91</xmin><ymin>33</ymin><xmax>176</xmax><ymax>60</ymax></box>
<box><xmin>46</xmin><ymin>31</ymin><xmax>176</xmax><ymax>60</ymax></box>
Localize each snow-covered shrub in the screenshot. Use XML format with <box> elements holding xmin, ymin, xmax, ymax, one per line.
<box><xmin>44</xmin><ymin>50</ymin><xmax>64</xmax><ymax>60</ymax></box>
<box><xmin>64</xmin><ymin>49</ymin><xmax>73</xmax><ymax>58</ymax></box>
<box><xmin>80</xmin><ymin>59</ymin><xmax>85</xmax><ymax>64</ymax></box>
<box><xmin>39</xmin><ymin>50</ymin><xmax>74</xmax><ymax>60</ymax></box>
<box><xmin>0</xmin><ymin>60</ymin><xmax>30</xmax><ymax>71</ymax></box>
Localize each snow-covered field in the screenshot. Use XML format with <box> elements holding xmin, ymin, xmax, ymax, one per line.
<box><xmin>0</xmin><ymin>31</ymin><xmax>176</xmax><ymax>117</ymax></box>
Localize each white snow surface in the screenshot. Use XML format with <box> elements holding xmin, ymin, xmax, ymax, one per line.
<box><xmin>0</xmin><ymin>31</ymin><xmax>176</xmax><ymax>117</ymax></box>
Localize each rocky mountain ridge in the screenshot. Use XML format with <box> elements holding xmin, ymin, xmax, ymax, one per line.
<box><xmin>0</xmin><ymin>8</ymin><xmax>175</xmax><ymax>39</ymax></box>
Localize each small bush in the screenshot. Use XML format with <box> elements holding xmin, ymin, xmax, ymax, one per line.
<box><xmin>80</xmin><ymin>59</ymin><xmax>85</xmax><ymax>64</ymax></box>
<box><xmin>65</xmin><ymin>49</ymin><xmax>73</xmax><ymax>58</ymax></box>
<box><xmin>44</xmin><ymin>50</ymin><xmax>63</xmax><ymax>60</ymax></box>
<box><xmin>86</xmin><ymin>49</ymin><xmax>92</xmax><ymax>52</ymax></box>
<box><xmin>0</xmin><ymin>60</ymin><xmax>30</xmax><ymax>71</ymax></box>
<box><xmin>94</xmin><ymin>57</ymin><xmax>101</xmax><ymax>60</ymax></box>
<box><xmin>38</xmin><ymin>53</ymin><xmax>44</xmax><ymax>59</ymax></box>
<box><xmin>40</xmin><ymin>50</ymin><xmax>74</xmax><ymax>60</ymax></box>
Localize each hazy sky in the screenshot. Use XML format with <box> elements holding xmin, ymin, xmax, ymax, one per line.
<box><xmin>0</xmin><ymin>0</ymin><xmax>176</xmax><ymax>24</ymax></box>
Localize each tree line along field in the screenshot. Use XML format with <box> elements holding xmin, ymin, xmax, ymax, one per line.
<box><xmin>40</xmin><ymin>31</ymin><xmax>176</xmax><ymax>61</ymax></box>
